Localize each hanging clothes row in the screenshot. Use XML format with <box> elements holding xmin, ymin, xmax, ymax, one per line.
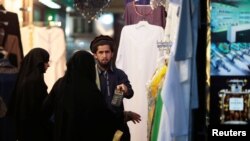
<box><xmin>152</xmin><ymin>1</ymin><xmax>184</xmax><ymax>140</ymax></box>
<box><xmin>147</xmin><ymin>38</ymin><xmax>171</xmax><ymax>140</ymax></box>
<box><xmin>0</xmin><ymin>5</ymin><xmax>23</xmax><ymax>141</ymax></box>
<box><xmin>20</xmin><ymin>24</ymin><xmax>67</xmax><ymax>93</ymax></box>
<box><xmin>0</xmin><ymin>39</ymin><xmax>19</xmax><ymax>141</ymax></box>
<box><xmin>154</xmin><ymin>0</ymin><xmax>200</xmax><ymax>141</ymax></box>
<box><xmin>116</xmin><ymin>17</ymin><xmax>165</xmax><ymax>141</ymax></box>
<box><xmin>117</xmin><ymin>1</ymin><xmax>169</xmax><ymax>141</ymax></box>
<box><xmin>119</xmin><ymin>0</ymin><xmax>200</xmax><ymax>141</ymax></box>
<box><xmin>0</xmin><ymin>4</ymin><xmax>23</xmax><ymax>70</ymax></box>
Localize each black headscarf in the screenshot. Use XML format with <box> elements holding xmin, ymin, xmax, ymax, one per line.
<box><xmin>7</xmin><ymin>48</ymin><xmax>50</xmax><ymax>141</ymax></box>
<box><xmin>45</xmin><ymin>50</ymin><xmax>122</xmax><ymax>141</ymax></box>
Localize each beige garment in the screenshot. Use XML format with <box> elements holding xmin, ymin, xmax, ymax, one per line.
<box><xmin>33</xmin><ymin>27</ymin><xmax>66</xmax><ymax>92</ymax></box>
<box><xmin>20</xmin><ymin>25</ymin><xmax>35</xmax><ymax>56</ymax></box>
<box><xmin>21</xmin><ymin>26</ymin><xmax>67</xmax><ymax>92</ymax></box>
<box><xmin>4</xmin><ymin>34</ymin><xmax>22</xmax><ymax>70</ymax></box>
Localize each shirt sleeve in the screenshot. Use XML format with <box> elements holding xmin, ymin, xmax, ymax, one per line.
<box><xmin>118</xmin><ymin>69</ymin><xmax>134</xmax><ymax>99</ymax></box>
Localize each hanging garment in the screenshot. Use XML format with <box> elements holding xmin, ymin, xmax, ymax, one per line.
<box><xmin>4</xmin><ymin>35</ymin><xmax>22</xmax><ymax>70</ymax></box>
<box><xmin>22</xmin><ymin>26</ymin><xmax>67</xmax><ymax>93</ymax></box>
<box><xmin>157</xmin><ymin>0</ymin><xmax>199</xmax><ymax>141</ymax></box>
<box><xmin>124</xmin><ymin>1</ymin><xmax>166</xmax><ymax>28</ymax></box>
<box><xmin>20</xmin><ymin>25</ymin><xmax>36</xmax><ymax>56</ymax></box>
<box><xmin>150</xmin><ymin>87</ymin><xmax>171</xmax><ymax>141</ymax></box>
<box><xmin>0</xmin><ymin>58</ymin><xmax>18</xmax><ymax>103</ymax></box>
<box><xmin>147</xmin><ymin>64</ymin><xmax>167</xmax><ymax>140</ymax></box>
<box><xmin>150</xmin><ymin>3</ymin><xmax>180</xmax><ymax>141</ymax></box>
<box><xmin>0</xmin><ymin>59</ymin><xmax>18</xmax><ymax>141</ymax></box>
<box><xmin>0</xmin><ymin>5</ymin><xmax>23</xmax><ymax>67</ymax></box>
<box><xmin>161</xmin><ymin>52</ymin><xmax>190</xmax><ymax>139</ymax></box>
<box><xmin>116</xmin><ymin>23</ymin><xmax>165</xmax><ymax>141</ymax></box>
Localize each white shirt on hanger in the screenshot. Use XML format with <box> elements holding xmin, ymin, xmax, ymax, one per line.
<box><xmin>116</xmin><ymin>23</ymin><xmax>165</xmax><ymax>141</ymax></box>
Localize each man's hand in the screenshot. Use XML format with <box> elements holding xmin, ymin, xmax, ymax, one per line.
<box><xmin>124</xmin><ymin>111</ymin><xmax>141</xmax><ymax>124</ymax></box>
<box><xmin>116</xmin><ymin>84</ymin><xmax>128</xmax><ymax>96</ymax></box>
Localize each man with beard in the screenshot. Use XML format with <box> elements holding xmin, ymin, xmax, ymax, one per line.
<box><xmin>90</xmin><ymin>35</ymin><xmax>141</xmax><ymax>141</ymax></box>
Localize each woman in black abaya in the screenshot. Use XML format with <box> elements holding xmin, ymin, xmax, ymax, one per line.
<box><xmin>43</xmin><ymin>50</ymin><xmax>123</xmax><ymax>141</ymax></box>
<box><xmin>7</xmin><ymin>48</ymin><xmax>50</xmax><ymax>141</ymax></box>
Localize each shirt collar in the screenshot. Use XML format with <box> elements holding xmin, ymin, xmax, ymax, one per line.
<box><xmin>97</xmin><ymin>64</ymin><xmax>114</xmax><ymax>74</ymax></box>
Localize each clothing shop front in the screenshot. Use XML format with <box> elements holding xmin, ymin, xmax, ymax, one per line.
<box><xmin>2</xmin><ymin>0</ymin><xmax>248</xmax><ymax>141</ymax></box>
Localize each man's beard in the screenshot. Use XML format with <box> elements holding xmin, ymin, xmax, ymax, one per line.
<box><xmin>98</xmin><ymin>61</ymin><xmax>111</xmax><ymax>69</ymax></box>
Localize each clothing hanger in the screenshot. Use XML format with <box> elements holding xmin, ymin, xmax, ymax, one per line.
<box><xmin>132</xmin><ymin>0</ymin><xmax>153</xmax><ymax>17</ymax></box>
<box><xmin>135</xmin><ymin>20</ymin><xmax>149</xmax><ymax>29</ymax></box>
<box><xmin>133</xmin><ymin>0</ymin><xmax>152</xmax><ymax>29</ymax></box>
<box><xmin>48</xmin><ymin>21</ymin><xmax>62</xmax><ymax>28</ymax></box>
<box><xmin>133</xmin><ymin>0</ymin><xmax>152</xmax><ymax>8</ymax></box>
<box><xmin>32</xmin><ymin>21</ymin><xmax>61</xmax><ymax>28</ymax></box>
<box><xmin>134</xmin><ymin>3</ymin><xmax>151</xmax><ymax>7</ymax></box>
<box><xmin>156</xmin><ymin>40</ymin><xmax>171</xmax><ymax>66</ymax></box>
<box><xmin>133</xmin><ymin>0</ymin><xmax>151</xmax><ymax>6</ymax></box>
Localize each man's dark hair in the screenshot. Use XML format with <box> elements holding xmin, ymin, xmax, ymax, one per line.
<box><xmin>90</xmin><ymin>35</ymin><xmax>114</xmax><ymax>53</ymax></box>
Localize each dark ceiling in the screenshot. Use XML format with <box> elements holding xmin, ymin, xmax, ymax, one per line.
<box><xmin>34</xmin><ymin>0</ymin><xmax>125</xmax><ymax>13</ymax></box>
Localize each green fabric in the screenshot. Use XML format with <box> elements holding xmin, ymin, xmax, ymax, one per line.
<box><xmin>150</xmin><ymin>88</ymin><xmax>163</xmax><ymax>141</ymax></box>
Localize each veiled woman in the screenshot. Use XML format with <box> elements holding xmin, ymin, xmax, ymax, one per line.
<box><xmin>7</xmin><ymin>48</ymin><xmax>50</xmax><ymax>141</ymax></box>
<box><xmin>43</xmin><ymin>50</ymin><xmax>123</xmax><ymax>141</ymax></box>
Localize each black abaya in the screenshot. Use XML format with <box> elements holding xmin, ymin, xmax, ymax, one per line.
<box><xmin>7</xmin><ymin>48</ymin><xmax>50</xmax><ymax>141</ymax></box>
<box><xmin>43</xmin><ymin>50</ymin><xmax>123</xmax><ymax>141</ymax></box>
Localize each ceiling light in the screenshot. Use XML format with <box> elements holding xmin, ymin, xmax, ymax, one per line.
<box><xmin>39</xmin><ymin>0</ymin><xmax>61</xmax><ymax>9</ymax></box>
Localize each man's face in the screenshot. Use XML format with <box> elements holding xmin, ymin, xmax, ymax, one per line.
<box><xmin>94</xmin><ymin>44</ymin><xmax>113</xmax><ymax>67</ymax></box>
